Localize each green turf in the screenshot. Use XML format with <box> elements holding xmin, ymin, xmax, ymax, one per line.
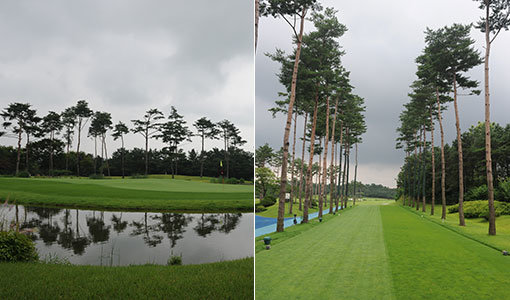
<box><xmin>0</xmin><ymin>258</ymin><xmax>253</xmax><ymax>299</ymax></box>
<box><xmin>401</xmin><ymin>201</ymin><xmax>510</xmax><ymax>252</ymax></box>
<box><xmin>256</xmin><ymin>202</ymin><xmax>510</xmax><ymax>299</ymax></box>
<box><xmin>256</xmin><ymin>204</ymin><xmax>394</xmax><ymax>299</ymax></box>
<box><xmin>0</xmin><ymin>177</ymin><xmax>253</xmax><ymax>212</ymax></box>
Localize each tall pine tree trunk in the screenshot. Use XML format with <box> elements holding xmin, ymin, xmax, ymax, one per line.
<box><xmin>319</xmin><ymin>96</ymin><xmax>330</xmax><ymax>218</ymax></box>
<box><xmin>77</xmin><ymin>120</ymin><xmax>82</xmax><ymax>177</ymax></box>
<box><xmin>353</xmin><ymin>143</ymin><xmax>358</xmax><ymax>206</ymax></box>
<box><xmin>289</xmin><ymin>110</ymin><xmax>298</xmax><ymax>215</ymax></box>
<box><xmin>303</xmin><ymin>95</ymin><xmax>318</xmax><ymax>223</ymax></box>
<box><xmin>436</xmin><ymin>88</ymin><xmax>447</xmax><ymax>219</ymax></box>
<box><xmin>276</xmin><ymin>11</ymin><xmax>306</xmax><ymax>232</ymax></box>
<box><xmin>200</xmin><ymin>134</ymin><xmax>205</xmax><ymax>178</ymax></box>
<box><xmin>298</xmin><ymin>112</ymin><xmax>308</xmax><ymax>211</ymax></box>
<box><xmin>329</xmin><ymin>97</ymin><xmax>339</xmax><ymax>213</ymax></box>
<box><xmin>453</xmin><ymin>74</ymin><xmax>466</xmax><ymax>226</ymax></box>
<box><xmin>484</xmin><ymin>5</ymin><xmax>496</xmax><ymax>235</ymax></box>
<box><xmin>121</xmin><ymin>136</ymin><xmax>125</xmax><ymax>179</ymax></box>
<box><xmin>421</xmin><ymin>126</ymin><xmax>426</xmax><ymax>212</ymax></box>
<box><xmin>430</xmin><ymin>108</ymin><xmax>435</xmax><ymax>215</ymax></box>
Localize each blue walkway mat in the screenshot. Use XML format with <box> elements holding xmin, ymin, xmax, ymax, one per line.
<box><xmin>255</xmin><ymin>207</ymin><xmax>339</xmax><ymax>237</ymax></box>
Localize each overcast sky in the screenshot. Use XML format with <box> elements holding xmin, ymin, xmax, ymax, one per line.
<box><xmin>0</xmin><ymin>1</ymin><xmax>254</xmax><ymax>155</ymax></box>
<box><xmin>256</xmin><ymin>0</ymin><xmax>510</xmax><ymax>187</ymax></box>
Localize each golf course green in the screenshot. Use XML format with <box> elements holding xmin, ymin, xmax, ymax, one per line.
<box><xmin>0</xmin><ymin>176</ymin><xmax>253</xmax><ymax>212</ymax></box>
<box><xmin>256</xmin><ymin>200</ymin><xmax>510</xmax><ymax>299</ymax></box>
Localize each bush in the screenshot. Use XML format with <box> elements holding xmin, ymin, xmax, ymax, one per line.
<box><xmin>255</xmin><ymin>204</ymin><xmax>267</xmax><ymax>212</ymax></box>
<box><xmin>239</xmin><ymin>178</ymin><xmax>245</xmax><ymax>184</ymax></box>
<box><xmin>167</xmin><ymin>255</ymin><xmax>182</xmax><ymax>266</ymax></box>
<box><xmin>89</xmin><ymin>173</ymin><xmax>105</xmax><ymax>179</ymax></box>
<box><xmin>16</xmin><ymin>171</ymin><xmax>30</xmax><ymax>178</ymax></box>
<box><xmin>0</xmin><ymin>231</ymin><xmax>39</xmax><ymax>262</ymax></box>
<box><xmin>130</xmin><ymin>174</ymin><xmax>148</xmax><ymax>179</ymax></box>
<box><xmin>498</xmin><ymin>179</ymin><xmax>510</xmax><ymax>202</ymax></box>
<box><xmin>466</xmin><ymin>185</ymin><xmax>488</xmax><ymax>202</ymax></box>
<box><xmin>226</xmin><ymin>178</ymin><xmax>239</xmax><ymax>184</ymax></box>
<box><xmin>260</xmin><ymin>195</ymin><xmax>277</xmax><ymax>207</ymax></box>
<box><xmin>51</xmin><ymin>169</ymin><xmax>73</xmax><ymax>177</ymax></box>
<box><xmin>447</xmin><ymin>200</ymin><xmax>510</xmax><ymax>220</ymax></box>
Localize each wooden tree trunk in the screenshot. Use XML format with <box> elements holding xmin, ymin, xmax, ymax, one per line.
<box><xmin>319</xmin><ymin>96</ymin><xmax>330</xmax><ymax>218</ymax></box>
<box><xmin>303</xmin><ymin>96</ymin><xmax>319</xmax><ymax>224</ymax></box>
<box><xmin>353</xmin><ymin>143</ymin><xmax>358</xmax><ymax>206</ymax></box>
<box><xmin>121</xmin><ymin>136</ymin><xmax>125</xmax><ymax>179</ymax></box>
<box><xmin>298</xmin><ymin>113</ymin><xmax>308</xmax><ymax>211</ymax></box>
<box><xmin>49</xmin><ymin>131</ymin><xmax>54</xmax><ymax>176</ymax></box>
<box><xmin>336</xmin><ymin>123</ymin><xmax>343</xmax><ymax>212</ymax></box>
<box><xmin>430</xmin><ymin>108</ymin><xmax>435</xmax><ymax>216</ymax></box>
<box><xmin>25</xmin><ymin>133</ymin><xmax>30</xmax><ymax>172</ymax></box>
<box><xmin>77</xmin><ymin>120</ymin><xmax>82</xmax><ymax>177</ymax></box>
<box><xmin>289</xmin><ymin>110</ymin><xmax>298</xmax><ymax>215</ymax></box>
<box><xmin>421</xmin><ymin>127</ymin><xmax>426</xmax><ymax>212</ymax></box>
<box><xmin>200</xmin><ymin>134</ymin><xmax>205</xmax><ymax>178</ymax></box>
<box><xmin>329</xmin><ymin>97</ymin><xmax>339</xmax><ymax>213</ymax></box>
<box><xmin>276</xmin><ymin>11</ymin><xmax>306</xmax><ymax>232</ymax></box>
<box><xmin>16</xmin><ymin>131</ymin><xmax>21</xmax><ymax>175</ymax></box>
<box><xmin>436</xmin><ymin>88</ymin><xmax>447</xmax><ymax>219</ymax></box>
<box><xmin>103</xmin><ymin>135</ymin><xmax>110</xmax><ymax>177</ymax></box>
<box><xmin>416</xmin><ymin>130</ymin><xmax>421</xmax><ymax>211</ymax></box>
<box><xmin>484</xmin><ymin>6</ymin><xmax>496</xmax><ymax>235</ymax></box>
<box><xmin>345</xmin><ymin>139</ymin><xmax>350</xmax><ymax>208</ymax></box>
<box><xmin>453</xmin><ymin>74</ymin><xmax>465</xmax><ymax>226</ymax></box>
<box><xmin>341</xmin><ymin>143</ymin><xmax>347</xmax><ymax>209</ymax></box>
<box><xmin>145</xmin><ymin>129</ymin><xmax>149</xmax><ymax>176</ymax></box>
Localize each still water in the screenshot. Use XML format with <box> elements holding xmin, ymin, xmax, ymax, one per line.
<box><xmin>3</xmin><ymin>205</ymin><xmax>253</xmax><ymax>266</ymax></box>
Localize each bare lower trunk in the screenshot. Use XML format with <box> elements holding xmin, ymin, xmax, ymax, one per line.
<box><xmin>336</xmin><ymin>123</ymin><xmax>343</xmax><ymax>212</ymax></box>
<box><xmin>416</xmin><ymin>130</ymin><xmax>421</xmax><ymax>211</ymax></box>
<box><xmin>430</xmin><ymin>108</ymin><xmax>435</xmax><ymax>216</ymax></box>
<box><xmin>289</xmin><ymin>110</ymin><xmax>298</xmax><ymax>215</ymax></box>
<box><xmin>319</xmin><ymin>96</ymin><xmax>330</xmax><ymax>218</ymax></box>
<box><xmin>345</xmin><ymin>140</ymin><xmax>350</xmax><ymax>208</ymax></box>
<box><xmin>303</xmin><ymin>96</ymin><xmax>319</xmax><ymax>223</ymax></box>
<box><xmin>329</xmin><ymin>97</ymin><xmax>339</xmax><ymax>213</ymax></box>
<box><xmin>121</xmin><ymin>136</ymin><xmax>125</xmax><ymax>179</ymax></box>
<box><xmin>298</xmin><ymin>113</ymin><xmax>308</xmax><ymax>211</ymax></box>
<box><xmin>25</xmin><ymin>133</ymin><xmax>30</xmax><ymax>172</ymax></box>
<box><xmin>484</xmin><ymin>8</ymin><xmax>496</xmax><ymax>235</ymax></box>
<box><xmin>145</xmin><ymin>131</ymin><xmax>149</xmax><ymax>176</ymax></box>
<box><xmin>276</xmin><ymin>11</ymin><xmax>306</xmax><ymax>232</ymax></box>
<box><xmin>77</xmin><ymin>120</ymin><xmax>82</xmax><ymax>177</ymax></box>
<box><xmin>421</xmin><ymin>127</ymin><xmax>426</xmax><ymax>212</ymax></box>
<box><xmin>16</xmin><ymin>131</ymin><xmax>22</xmax><ymax>175</ymax></box>
<box><xmin>103</xmin><ymin>135</ymin><xmax>110</xmax><ymax>177</ymax></box>
<box><xmin>437</xmin><ymin>88</ymin><xmax>447</xmax><ymax>219</ymax></box>
<box><xmin>341</xmin><ymin>143</ymin><xmax>347</xmax><ymax>209</ymax></box>
<box><xmin>353</xmin><ymin>143</ymin><xmax>358</xmax><ymax>206</ymax></box>
<box><xmin>453</xmin><ymin>75</ymin><xmax>465</xmax><ymax>226</ymax></box>
<box><xmin>49</xmin><ymin>132</ymin><xmax>54</xmax><ymax>177</ymax></box>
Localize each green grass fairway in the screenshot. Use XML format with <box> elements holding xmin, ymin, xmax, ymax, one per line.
<box><xmin>0</xmin><ymin>258</ymin><xmax>253</xmax><ymax>299</ymax></box>
<box><xmin>256</xmin><ymin>202</ymin><xmax>510</xmax><ymax>299</ymax></box>
<box><xmin>0</xmin><ymin>177</ymin><xmax>253</xmax><ymax>212</ymax></box>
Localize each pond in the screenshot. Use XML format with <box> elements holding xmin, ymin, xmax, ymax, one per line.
<box><xmin>1</xmin><ymin>205</ymin><xmax>253</xmax><ymax>266</ymax></box>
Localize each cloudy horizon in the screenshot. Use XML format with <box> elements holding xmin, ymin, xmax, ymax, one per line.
<box><xmin>256</xmin><ymin>0</ymin><xmax>510</xmax><ymax>188</ymax></box>
<box><xmin>0</xmin><ymin>1</ymin><xmax>254</xmax><ymax>156</ymax></box>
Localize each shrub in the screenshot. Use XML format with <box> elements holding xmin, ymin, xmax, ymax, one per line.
<box><xmin>167</xmin><ymin>255</ymin><xmax>182</xmax><ymax>266</ymax></box>
<box><xmin>130</xmin><ymin>174</ymin><xmax>148</xmax><ymax>179</ymax></box>
<box><xmin>0</xmin><ymin>231</ymin><xmax>39</xmax><ymax>262</ymax></box>
<box><xmin>16</xmin><ymin>171</ymin><xmax>30</xmax><ymax>178</ymax></box>
<box><xmin>226</xmin><ymin>178</ymin><xmax>239</xmax><ymax>184</ymax></box>
<box><xmin>447</xmin><ymin>200</ymin><xmax>510</xmax><ymax>220</ymax></box>
<box><xmin>498</xmin><ymin>178</ymin><xmax>510</xmax><ymax>202</ymax></box>
<box><xmin>255</xmin><ymin>204</ymin><xmax>268</xmax><ymax>212</ymax></box>
<box><xmin>260</xmin><ymin>195</ymin><xmax>276</xmax><ymax>207</ymax></box>
<box><xmin>239</xmin><ymin>178</ymin><xmax>245</xmax><ymax>184</ymax></box>
<box><xmin>51</xmin><ymin>169</ymin><xmax>73</xmax><ymax>177</ymax></box>
<box><xmin>466</xmin><ymin>185</ymin><xmax>488</xmax><ymax>201</ymax></box>
<box><xmin>89</xmin><ymin>173</ymin><xmax>104</xmax><ymax>179</ymax></box>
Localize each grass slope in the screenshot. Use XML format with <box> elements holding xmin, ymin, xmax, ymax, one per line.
<box><xmin>382</xmin><ymin>205</ymin><xmax>510</xmax><ymax>299</ymax></box>
<box><xmin>256</xmin><ymin>201</ymin><xmax>510</xmax><ymax>299</ymax></box>
<box><xmin>255</xmin><ymin>203</ymin><xmax>394</xmax><ymax>299</ymax></box>
<box><xmin>0</xmin><ymin>258</ymin><xmax>253</xmax><ymax>299</ymax></box>
<box><xmin>0</xmin><ymin>177</ymin><xmax>253</xmax><ymax>212</ymax></box>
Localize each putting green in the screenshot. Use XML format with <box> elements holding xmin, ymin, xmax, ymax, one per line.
<box><xmin>256</xmin><ymin>202</ymin><xmax>510</xmax><ymax>299</ymax></box>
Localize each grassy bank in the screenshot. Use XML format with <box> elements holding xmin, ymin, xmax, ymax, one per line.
<box><xmin>0</xmin><ymin>177</ymin><xmax>253</xmax><ymax>212</ymax></box>
<box><xmin>400</xmin><ymin>201</ymin><xmax>510</xmax><ymax>252</ymax></box>
<box><xmin>0</xmin><ymin>257</ymin><xmax>253</xmax><ymax>299</ymax></box>
<box><xmin>256</xmin><ymin>202</ymin><xmax>510</xmax><ymax>299</ymax></box>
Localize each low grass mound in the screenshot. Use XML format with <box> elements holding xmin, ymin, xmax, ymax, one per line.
<box><xmin>447</xmin><ymin>200</ymin><xmax>510</xmax><ymax>220</ymax></box>
<box><xmin>0</xmin><ymin>177</ymin><xmax>253</xmax><ymax>212</ymax></box>
<box><xmin>0</xmin><ymin>257</ymin><xmax>253</xmax><ymax>299</ymax></box>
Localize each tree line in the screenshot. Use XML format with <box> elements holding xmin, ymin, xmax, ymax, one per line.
<box><xmin>396</xmin><ymin>0</ymin><xmax>510</xmax><ymax>235</ymax></box>
<box><xmin>257</xmin><ymin>1</ymin><xmax>367</xmax><ymax>232</ymax></box>
<box><xmin>0</xmin><ymin>100</ymin><xmax>252</xmax><ymax>180</ymax></box>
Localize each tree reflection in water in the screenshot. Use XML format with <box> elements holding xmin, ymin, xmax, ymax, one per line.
<box><xmin>8</xmin><ymin>206</ymin><xmax>247</xmax><ymax>263</ymax></box>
